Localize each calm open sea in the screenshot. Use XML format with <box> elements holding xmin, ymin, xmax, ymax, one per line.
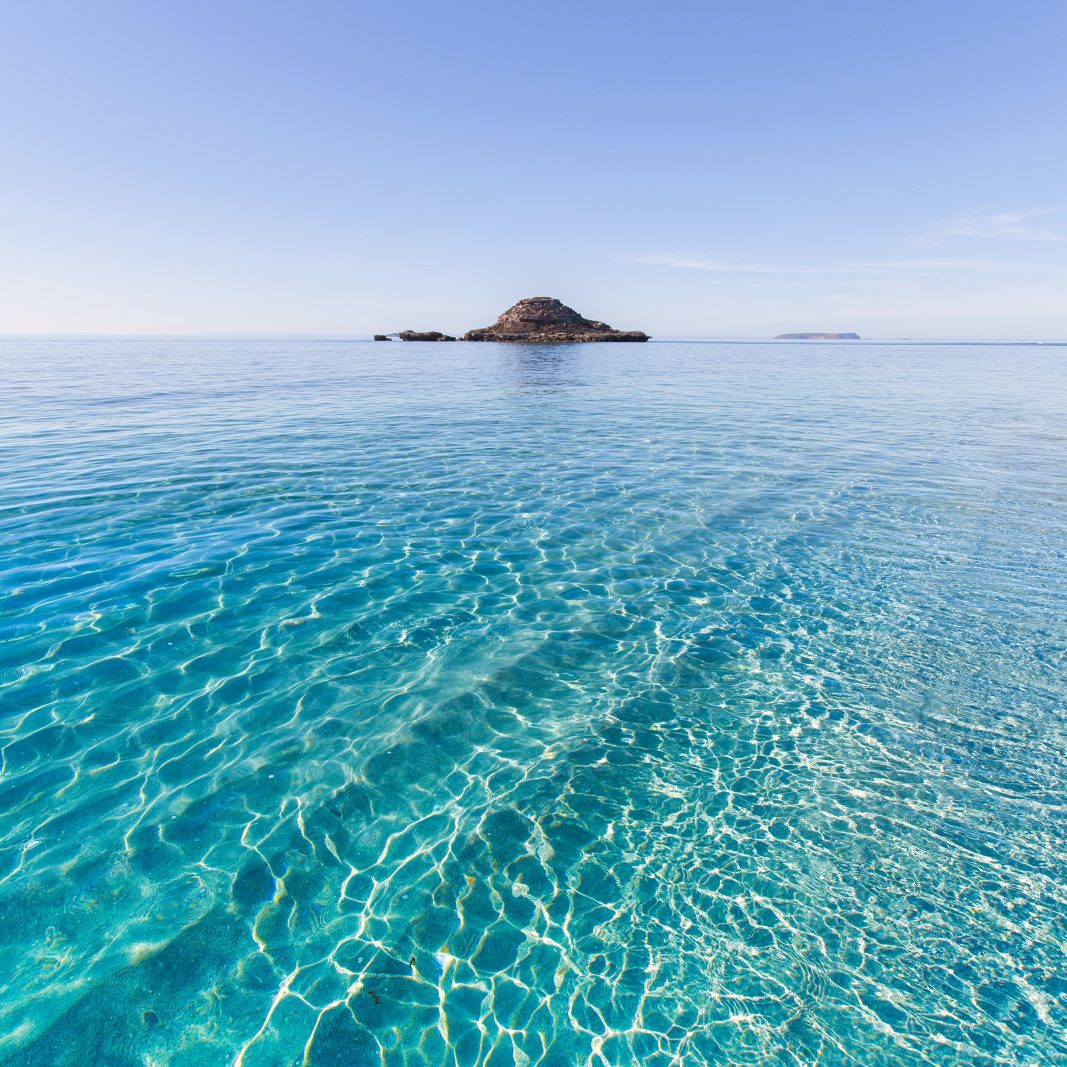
<box><xmin>0</xmin><ymin>338</ymin><xmax>1064</xmax><ymax>1065</ymax></box>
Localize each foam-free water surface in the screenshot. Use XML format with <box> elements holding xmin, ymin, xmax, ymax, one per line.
<box><xmin>0</xmin><ymin>339</ymin><xmax>1064</xmax><ymax>1064</ymax></box>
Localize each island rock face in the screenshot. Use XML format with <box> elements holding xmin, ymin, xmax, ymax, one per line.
<box><xmin>463</xmin><ymin>297</ymin><xmax>649</xmax><ymax>343</ymax></box>
<box><xmin>774</xmin><ymin>332</ymin><xmax>860</xmax><ymax>340</ymax></box>
<box><xmin>398</xmin><ymin>330</ymin><xmax>456</xmax><ymax>342</ymax></box>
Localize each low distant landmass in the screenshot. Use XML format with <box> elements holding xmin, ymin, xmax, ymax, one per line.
<box><xmin>377</xmin><ymin>297</ymin><xmax>649</xmax><ymax>343</ymax></box>
<box><xmin>373</xmin><ymin>331</ymin><xmax>456</xmax><ymax>341</ymax></box>
<box><xmin>774</xmin><ymin>332</ymin><xmax>861</xmax><ymax>340</ymax></box>
<box><xmin>398</xmin><ymin>330</ymin><xmax>456</xmax><ymax>342</ymax></box>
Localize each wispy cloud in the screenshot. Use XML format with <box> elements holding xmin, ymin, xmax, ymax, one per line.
<box><xmin>629</xmin><ymin>253</ymin><xmax>1021</xmax><ymax>274</ymax></box>
<box><xmin>630</xmin><ymin>254</ymin><xmax>834</xmax><ymax>274</ymax></box>
<box><xmin>858</xmin><ymin>258</ymin><xmax>1024</xmax><ymax>272</ymax></box>
<box><xmin>926</xmin><ymin>209</ymin><xmax>1067</xmax><ymax>242</ymax></box>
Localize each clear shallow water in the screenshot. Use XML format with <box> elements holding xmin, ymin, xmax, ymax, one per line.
<box><xmin>0</xmin><ymin>338</ymin><xmax>1064</xmax><ymax>1066</ymax></box>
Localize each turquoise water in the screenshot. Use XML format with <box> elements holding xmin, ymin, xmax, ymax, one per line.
<box><xmin>0</xmin><ymin>338</ymin><xmax>1064</xmax><ymax>1066</ymax></box>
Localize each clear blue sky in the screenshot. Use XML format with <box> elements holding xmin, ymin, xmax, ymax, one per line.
<box><xmin>2</xmin><ymin>1</ymin><xmax>1065</xmax><ymax>338</ymax></box>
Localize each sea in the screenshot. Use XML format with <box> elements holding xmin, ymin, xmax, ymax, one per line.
<box><xmin>0</xmin><ymin>337</ymin><xmax>1064</xmax><ymax>1065</ymax></box>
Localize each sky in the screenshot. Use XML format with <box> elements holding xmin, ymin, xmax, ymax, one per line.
<box><xmin>1</xmin><ymin>0</ymin><xmax>1065</xmax><ymax>339</ymax></box>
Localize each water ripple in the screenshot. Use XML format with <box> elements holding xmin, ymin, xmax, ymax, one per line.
<box><xmin>0</xmin><ymin>339</ymin><xmax>1064</xmax><ymax>1065</ymax></box>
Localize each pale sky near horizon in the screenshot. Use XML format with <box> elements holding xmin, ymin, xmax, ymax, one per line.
<box><xmin>2</xmin><ymin>0</ymin><xmax>1065</xmax><ymax>339</ymax></box>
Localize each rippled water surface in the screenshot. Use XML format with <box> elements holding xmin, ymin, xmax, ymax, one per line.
<box><xmin>1</xmin><ymin>338</ymin><xmax>1065</xmax><ymax>1065</ymax></box>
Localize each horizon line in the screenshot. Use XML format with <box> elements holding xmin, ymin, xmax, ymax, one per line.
<box><xmin>1</xmin><ymin>333</ymin><xmax>1065</xmax><ymax>345</ymax></box>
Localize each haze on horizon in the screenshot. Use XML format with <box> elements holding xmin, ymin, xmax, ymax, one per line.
<box><xmin>1</xmin><ymin>0</ymin><xmax>1065</xmax><ymax>341</ymax></box>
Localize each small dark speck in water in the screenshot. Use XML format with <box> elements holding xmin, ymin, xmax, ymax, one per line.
<box><xmin>368</xmin><ymin>989</ymin><xmax>382</xmax><ymax>1006</ymax></box>
<box><xmin>143</xmin><ymin>1010</ymin><xmax>160</xmax><ymax>1028</ymax></box>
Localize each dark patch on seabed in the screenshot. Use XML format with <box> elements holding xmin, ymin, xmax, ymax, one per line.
<box><xmin>7</xmin><ymin>907</ymin><xmax>245</xmax><ymax>1066</ymax></box>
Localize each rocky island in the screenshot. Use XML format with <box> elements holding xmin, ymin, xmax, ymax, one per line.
<box><xmin>375</xmin><ymin>298</ymin><xmax>649</xmax><ymax>343</ymax></box>
<box><xmin>774</xmin><ymin>332</ymin><xmax>860</xmax><ymax>340</ymax></box>
<box><xmin>463</xmin><ymin>297</ymin><xmax>649</xmax><ymax>343</ymax></box>
<box><xmin>373</xmin><ymin>331</ymin><xmax>456</xmax><ymax>341</ymax></box>
<box><xmin>397</xmin><ymin>330</ymin><xmax>456</xmax><ymax>342</ymax></box>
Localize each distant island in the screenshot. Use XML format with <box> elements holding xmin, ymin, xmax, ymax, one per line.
<box><xmin>464</xmin><ymin>297</ymin><xmax>648</xmax><ymax>342</ymax></box>
<box><xmin>774</xmin><ymin>332</ymin><xmax>861</xmax><ymax>340</ymax></box>
<box><xmin>398</xmin><ymin>330</ymin><xmax>456</xmax><ymax>342</ymax></box>
<box><xmin>377</xmin><ymin>297</ymin><xmax>649</xmax><ymax>343</ymax></box>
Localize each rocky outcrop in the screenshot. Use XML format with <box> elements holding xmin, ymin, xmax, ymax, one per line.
<box><xmin>397</xmin><ymin>331</ymin><xmax>456</xmax><ymax>342</ymax></box>
<box><xmin>774</xmin><ymin>332</ymin><xmax>860</xmax><ymax>340</ymax></box>
<box><xmin>463</xmin><ymin>297</ymin><xmax>649</xmax><ymax>343</ymax></box>
<box><xmin>373</xmin><ymin>334</ymin><xmax>391</xmax><ymax>341</ymax></box>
